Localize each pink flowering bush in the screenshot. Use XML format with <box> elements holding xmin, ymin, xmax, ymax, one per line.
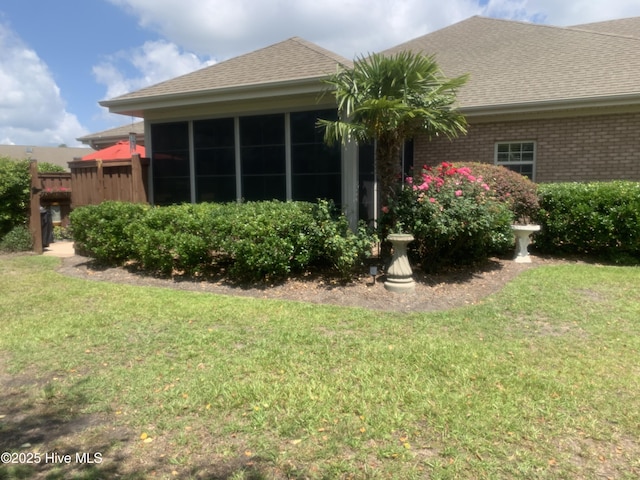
<box><xmin>453</xmin><ymin>162</ymin><xmax>539</xmax><ymax>223</ymax></box>
<box><xmin>382</xmin><ymin>162</ymin><xmax>513</xmax><ymax>271</ymax></box>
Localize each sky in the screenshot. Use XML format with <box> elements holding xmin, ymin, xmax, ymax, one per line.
<box><xmin>1</xmin><ymin>0</ymin><xmax>640</xmax><ymax>148</ymax></box>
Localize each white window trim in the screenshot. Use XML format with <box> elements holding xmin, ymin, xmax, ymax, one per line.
<box><xmin>494</xmin><ymin>140</ymin><xmax>536</xmax><ymax>181</ymax></box>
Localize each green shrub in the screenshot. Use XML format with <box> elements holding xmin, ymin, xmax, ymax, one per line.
<box><xmin>73</xmin><ymin>200</ymin><xmax>375</xmax><ymax>281</ymax></box>
<box><xmin>70</xmin><ymin>201</ymin><xmax>149</xmax><ymax>263</ymax></box>
<box><xmin>0</xmin><ymin>158</ymin><xmax>30</xmax><ymax>239</ymax></box>
<box><xmin>453</xmin><ymin>162</ymin><xmax>539</xmax><ymax>222</ymax></box>
<box><xmin>37</xmin><ymin>162</ymin><xmax>66</xmax><ymax>173</ymax></box>
<box><xmin>0</xmin><ymin>224</ymin><xmax>33</xmax><ymax>252</ymax></box>
<box><xmin>217</xmin><ymin>201</ymin><xmax>316</xmax><ymax>281</ymax></box>
<box><xmin>536</xmin><ymin>182</ymin><xmax>640</xmax><ymax>263</ymax></box>
<box><xmin>0</xmin><ymin>158</ymin><xmax>70</xmax><ymax>244</ymax></box>
<box><xmin>53</xmin><ymin>225</ymin><xmax>73</xmax><ymax>241</ymax></box>
<box><xmin>386</xmin><ymin>162</ymin><xmax>514</xmax><ymax>271</ymax></box>
<box><xmin>125</xmin><ymin>203</ymin><xmax>222</xmax><ymax>276</ymax></box>
<box><xmin>212</xmin><ymin>200</ymin><xmax>375</xmax><ymax>281</ymax></box>
<box><xmin>309</xmin><ymin>200</ymin><xmax>377</xmax><ymax>276</ymax></box>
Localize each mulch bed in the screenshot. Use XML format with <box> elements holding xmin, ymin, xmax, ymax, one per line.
<box><xmin>55</xmin><ymin>254</ymin><xmax>568</xmax><ymax>313</ymax></box>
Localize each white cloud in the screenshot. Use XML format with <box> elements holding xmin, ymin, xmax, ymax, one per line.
<box><xmin>92</xmin><ymin>40</ymin><xmax>215</xmax><ymax>127</ymax></box>
<box><xmin>108</xmin><ymin>0</ymin><xmax>640</xmax><ymax>59</ymax></box>
<box><xmin>93</xmin><ymin>40</ymin><xmax>215</xmax><ymax>100</ymax></box>
<box><xmin>106</xmin><ymin>0</ymin><xmax>487</xmax><ymax>59</ymax></box>
<box><xmin>492</xmin><ymin>0</ymin><xmax>640</xmax><ymax>25</ymax></box>
<box><xmin>0</xmin><ymin>23</ymin><xmax>87</xmax><ymax>146</ymax></box>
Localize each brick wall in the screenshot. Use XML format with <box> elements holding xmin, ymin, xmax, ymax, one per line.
<box><xmin>414</xmin><ymin>112</ymin><xmax>640</xmax><ymax>182</ymax></box>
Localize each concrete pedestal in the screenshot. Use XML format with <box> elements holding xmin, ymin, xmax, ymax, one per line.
<box><xmin>384</xmin><ymin>233</ymin><xmax>416</xmax><ymax>293</ymax></box>
<box><xmin>512</xmin><ymin>224</ymin><xmax>541</xmax><ymax>263</ymax></box>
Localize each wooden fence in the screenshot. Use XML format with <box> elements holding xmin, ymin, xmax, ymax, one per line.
<box><xmin>40</xmin><ymin>172</ymin><xmax>72</xmax><ymax>193</ymax></box>
<box><xmin>68</xmin><ymin>153</ymin><xmax>149</xmax><ymax>208</ymax></box>
<box><xmin>29</xmin><ymin>155</ymin><xmax>149</xmax><ymax>253</ymax></box>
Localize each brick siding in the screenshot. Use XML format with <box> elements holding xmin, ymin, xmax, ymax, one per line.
<box><xmin>414</xmin><ymin>112</ymin><xmax>640</xmax><ymax>182</ymax></box>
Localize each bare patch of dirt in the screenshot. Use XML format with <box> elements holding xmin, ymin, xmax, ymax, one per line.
<box><xmin>55</xmin><ymin>254</ymin><xmax>568</xmax><ymax>313</ymax></box>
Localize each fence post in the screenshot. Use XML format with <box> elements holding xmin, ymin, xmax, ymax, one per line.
<box><xmin>29</xmin><ymin>160</ymin><xmax>43</xmax><ymax>254</ymax></box>
<box><xmin>130</xmin><ymin>153</ymin><xmax>146</xmax><ymax>203</ymax></box>
<box><xmin>96</xmin><ymin>159</ymin><xmax>104</xmax><ymax>204</ymax></box>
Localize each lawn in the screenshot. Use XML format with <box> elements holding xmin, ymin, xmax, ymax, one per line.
<box><xmin>0</xmin><ymin>254</ymin><xmax>639</xmax><ymax>479</ymax></box>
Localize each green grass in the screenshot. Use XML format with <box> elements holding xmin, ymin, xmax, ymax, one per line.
<box><xmin>1</xmin><ymin>255</ymin><xmax>639</xmax><ymax>479</ymax></box>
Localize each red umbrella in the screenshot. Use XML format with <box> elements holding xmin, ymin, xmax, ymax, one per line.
<box><xmin>82</xmin><ymin>140</ymin><xmax>145</xmax><ymax>161</ymax></box>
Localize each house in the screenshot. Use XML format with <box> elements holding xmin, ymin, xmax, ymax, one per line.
<box><xmin>0</xmin><ymin>145</ymin><xmax>94</xmax><ymax>171</ymax></box>
<box><xmin>100</xmin><ymin>16</ymin><xmax>640</xmax><ymax>226</ymax></box>
<box><xmin>77</xmin><ymin>121</ymin><xmax>145</xmax><ymax>151</ymax></box>
<box><xmin>382</xmin><ymin>16</ymin><xmax>640</xmax><ymax>183</ymax></box>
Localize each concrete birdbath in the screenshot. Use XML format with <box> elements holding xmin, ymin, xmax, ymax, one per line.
<box><xmin>511</xmin><ymin>224</ymin><xmax>541</xmax><ymax>263</ymax></box>
<box><xmin>384</xmin><ymin>233</ymin><xmax>416</xmax><ymax>293</ymax></box>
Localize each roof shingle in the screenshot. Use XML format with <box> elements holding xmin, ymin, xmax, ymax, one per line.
<box><xmin>381</xmin><ymin>16</ymin><xmax>640</xmax><ymax>110</ymax></box>
<box><xmin>570</xmin><ymin>16</ymin><xmax>640</xmax><ymax>38</ymax></box>
<box><xmin>105</xmin><ymin>37</ymin><xmax>352</xmax><ymax>103</ymax></box>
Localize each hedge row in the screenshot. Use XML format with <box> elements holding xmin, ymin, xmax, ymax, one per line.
<box><xmin>70</xmin><ymin>200</ymin><xmax>376</xmax><ymax>281</ymax></box>
<box><xmin>69</xmin><ymin>179</ymin><xmax>640</xmax><ymax>277</ymax></box>
<box><xmin>535</xmin><ymin>181</ymin><xmax>640</xmax><ymax>263</ymax></box>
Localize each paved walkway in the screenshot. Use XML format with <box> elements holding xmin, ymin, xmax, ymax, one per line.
<box><xmin>43</xmin><ymin>241</ymin><xmax>75</xmax><ymax>258</ymax></box>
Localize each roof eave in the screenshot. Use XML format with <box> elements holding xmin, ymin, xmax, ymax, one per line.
<box><xmin>101</xmin><ymin>76</ymin><xmax>332</xmax><ymax>117</ymax></box>
<box><xmin>461</xmin><ymin>93</ymin><xmax>640</xmax><ymax>117</ymax></box>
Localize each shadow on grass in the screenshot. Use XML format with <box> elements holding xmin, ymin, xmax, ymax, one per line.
<box><xmin>0</xmin><ymin>370</ymin><xmax>309</xmax><ymax>479</ymax></box>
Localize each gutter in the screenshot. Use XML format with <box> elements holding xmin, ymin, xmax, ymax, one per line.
<box><xmin>100</xmin><ymin>76</ymin><xmax>331</xmax><ymax>116</ymax></box>
<box><xmin>461</xmin><ymin>93</ymin><xmax>640</xmax><ymax>117</ymax></box>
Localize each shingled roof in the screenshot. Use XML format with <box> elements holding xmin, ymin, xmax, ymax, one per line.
<box><xmin>571</xmin><ymin>16</ymin><xmax>640</xmax><ymax>38</ymax></box>
<box><xmin>101</xmin><ymin>16</ymin><xmax>640</xmax><ymax>119</ymax></box>
<box><xmin>381</xmin><ymin>16</ymin><xmax>640</xmax><ymax>113</ymax></box>
<box><xmin>77</xmin><ymin>121</ymin><xmax>145</xmax><ymax>150</ymax></box>
<box><xmin>101</xmin><ymin>37</ymin><xmax>352</xmax><ymax>114</ymax></box>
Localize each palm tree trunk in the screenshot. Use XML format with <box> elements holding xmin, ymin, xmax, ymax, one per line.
<box><xmin>376</xmin><ymin>136</ymin><xmax>402</xmax><ymax>211</ymax></box>
<box><xmin>376</xmin><ymin>136</ymin><xmax>402</xmax><ymax>262</ymax></box>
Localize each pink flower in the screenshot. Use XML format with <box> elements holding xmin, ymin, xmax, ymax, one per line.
<box><xmin>382</xmin><ymin>206</ymin><xmax>390</xmax><ymax>214</ymax></box>
<box><xmin>455</xmin><ymin>190</ymin><xmax>463</xmax><ymax>197</ymax></box>
<box><xmin>429</xmin><ymin>197</ymin><xmax>436</xmax><ymax>203</ymax></box>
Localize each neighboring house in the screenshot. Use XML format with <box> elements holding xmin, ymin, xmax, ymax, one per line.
<box><xmin>100</xmin><ymin>15</ymin><xmax>640</xmax><ymax>226</ymax></box>
<box><xmin>0</xmin><ymin>145</ymin><xmax>94</xmax><ymax>171</ymax></box>
<box><xmin>77</xmin><ymin>121</ymin><xmax>145</xmax><ymax>151</ymax></box>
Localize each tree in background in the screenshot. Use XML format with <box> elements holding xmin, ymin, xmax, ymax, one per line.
<box><xmin>0</xmin><ymin>158</ymin><xmax>66</xmax><ymax>245</ymax></box>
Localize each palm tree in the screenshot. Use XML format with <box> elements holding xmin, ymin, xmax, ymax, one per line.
<box><xmin>320</xmin><ymin>51</ymin><xmax>468</xmax><ymax>220</ymax></box>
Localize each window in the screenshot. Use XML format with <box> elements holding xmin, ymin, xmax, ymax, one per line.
<box><xmin>239</xmin><ymin>114</ymin><xmax>286</xmax><ymax>201</ymax></box>
<box><xmin>495</xmin><ymin>141</ymin><xmax>535</xmax><ymax>180</ymax></box>
<box><xmin>151</xmin><ymin>122</ymin><xmax>191</xmax><ymax>205</ymax></box>
<box><xmin>194</xmin><ymin>118</ymin><xmax>236</xmax><ymax>202</ymax></box>
<box><xmin>150</xmin><ymin>110</ymin><xmax>345</xmax><ymax>206</ymax></box>
<box><xmin>290</xmin><ymin>109</ymin><xmax>341</xmax><ymax>206</ymax></box>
